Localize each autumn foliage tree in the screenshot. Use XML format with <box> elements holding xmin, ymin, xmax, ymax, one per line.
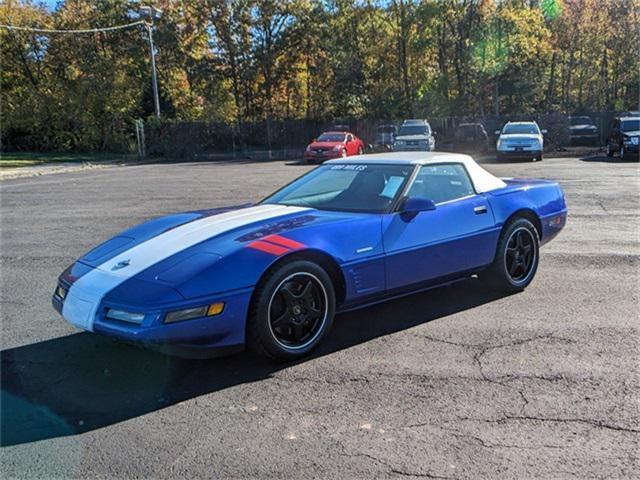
<box><xmin>1</xmin><ymin>0</ymin><xmax>638</xmax><ymax>152</ymax></box>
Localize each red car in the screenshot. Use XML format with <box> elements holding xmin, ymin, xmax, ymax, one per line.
<box><xmin>303</xmin><ymin>131</ymin><xmax>366</xmax><ymax>163</ymax></box>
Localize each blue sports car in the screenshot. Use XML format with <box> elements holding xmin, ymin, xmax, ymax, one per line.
<box><xmin>53</xmin><ymin>153</ymin><xmax>567</xmax><ymax>361</ymax></box>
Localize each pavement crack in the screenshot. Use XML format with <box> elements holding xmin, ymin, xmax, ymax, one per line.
<box><xmin>422</xmin><ymin>332</ymin><xmax>576</xmax><ymax>414</ymax></box>
<box><xmin>335</xmin><ymin>440</ymin><xmax>455</xmax><ymax>479</ymax></box>
<box><xmin>409</xmin><ymin>416</ymin><xmax>639</xmax><ymax>435</ymax></box>
<box><xmin>442</xmin><ymin>428</ymin><xmax>568</xmax><ymax>450</ymax></box>
<box><xmin>503</xmin><ymin>415</ymin><xmax>640</xmax><ymax>434</ymax></box>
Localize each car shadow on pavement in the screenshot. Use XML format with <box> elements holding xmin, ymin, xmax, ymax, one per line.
<box><xmin>1</xmin><ymin>277</ymin><xmax>508</xmax><ymax>447</ymax></box>
<box><xmin>579</xmin><ymin>154</ymin><xmax>636</xmax><ymax>163</ymax></box>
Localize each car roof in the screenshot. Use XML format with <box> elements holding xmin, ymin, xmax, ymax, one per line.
<box><xmin>505</xmin><ymin>121</ymin><xmax>538</xmax><ymax>125</ymax></box>
<box><xmin>325</xmin><ymin>152</ymin><xmax>506</xmax><ymax>193</ymax></box>
<box><xmin>458</xmin><ymin>122</ymin><xmax>482</xmax><ymax>127</ymax></box>
<box><xmin>402</xmin><ymin>119</ymin><xmax>429</xmax><ymax>124</ymax></box>
<box><xmin>322</xmin><ymin>131</ymin><xmax>349</xmax><ymax>135</ymax></box>
<box><xmin>620</xmin><ymin>116</ymin><xmax>640</xmax><ymax>121</ymax></box>
<box><xmin>325</xmin><ymin>151</ymin><xmax>469</xmax><ymax>166</ymax></box>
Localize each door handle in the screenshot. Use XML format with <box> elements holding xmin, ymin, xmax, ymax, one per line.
<box><xmin>474</xmin><ymin>205</ymin><xmax>488</xmax><ymax>215</ymax></box>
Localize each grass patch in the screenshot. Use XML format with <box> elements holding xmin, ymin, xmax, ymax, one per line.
<box><xmin>0</xmin><ymin>152</ymin><xmax>129</xmax><ymax>168</ymax></box>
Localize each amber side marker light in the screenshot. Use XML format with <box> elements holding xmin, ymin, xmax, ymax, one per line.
<box><xmin>165</xmin><ymin>302</ymin><xmax>225</xmax><ymax>324</ymax></box>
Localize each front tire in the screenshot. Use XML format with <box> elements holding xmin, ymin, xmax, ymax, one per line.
<box><xmin>619</xmin><ymin>144</ymin><xmax>626</xmax><ymax>160</ymax></box>
<box><xmin>247</xmin><ymin>260</ymin><xmax>336</xmax><ymax>361</ymax></box>
<box><xmin>484</xmin><ymin>218</ymin><xmax>540</xmax><ymax>293</ymax></box>
<box><xmin>606</xmin><ymin>141</ymin><xmax>614</xmax><ymax>157</ymax></box>
<box><xmin>535</xmin><ymin>153</ymin><xmax>543</xmax><ymax>162</ymax></box>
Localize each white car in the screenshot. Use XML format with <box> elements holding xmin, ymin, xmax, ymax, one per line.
<box><xmin>393</xmin><ymin>119</ymin><xmax>436</xmax><ymax>152</ymax></box>
<box><xmin>496</xmin><ymin>121</ymin><xmax>547</xmax><ymax>162</ymax></box>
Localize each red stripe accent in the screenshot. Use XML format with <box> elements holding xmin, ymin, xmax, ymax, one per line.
<box><xmin>248</xmin><ymin>240</ymin><xmax>290</xmax><ymax>256</ymax></box>
<box><xmin>263</xmin><ymin>234</ymin><xmax>306</xmax><ymax>250</ymax></box>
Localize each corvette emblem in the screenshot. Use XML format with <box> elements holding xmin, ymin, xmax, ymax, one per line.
<box><xmin>111</xmin><ymin>259</ymin><xmax>131</xmax><ymax>271</ymax></box>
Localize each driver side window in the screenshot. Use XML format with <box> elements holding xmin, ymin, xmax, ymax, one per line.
<box><xmin>407</xmin><ymin>164</ymin><xmax>475</xmax><ymax>204</ymax></box>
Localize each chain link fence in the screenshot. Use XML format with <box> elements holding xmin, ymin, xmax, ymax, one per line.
<box><xmin>140</xmin><ymin>111</ymin><xmax>620</xmax><ymax>160</ymax></box>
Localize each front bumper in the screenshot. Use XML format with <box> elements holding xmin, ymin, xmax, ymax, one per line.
<box><xmin>53</xmin><ymin>284</ymin><xmax>252</xmax><ymax>358</ymax></box>
<box><xmin>497</xmin><ymin>149</ymin><xmax>542</xmax><ymax>159</ymax></box>
<box><xmin>303</xmin><ymin>150</ymin><xmax>342</xmax><ymax>162</ymax></box>
<box><xmin>622</xmin><ymin>143</ymin><xmax>639</xmax><ymax>156</ymax></box>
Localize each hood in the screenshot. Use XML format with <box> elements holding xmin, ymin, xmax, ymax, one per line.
<box><xmin>83</xmin><ymin>204</ymin><xmax>313</xmax><ymax>273</ymax></box>
<box><xmin>309</xmin><ymin>141</ymin><xmax>343</xmax><ymax>149</ymax></box>
<box><xmin>113</xmin><ymin>205</ymin><xmax>373</xmax><ymax>299</ymax></box>
<box><xmin>395</xmin><ymin>134</ymin><xmax>430</xmax><ymax>141</ymax></box>
<box><xmin>622</xmin><ymin>130</ymin><xmax>640</xmax><ymax>137</ymax></box>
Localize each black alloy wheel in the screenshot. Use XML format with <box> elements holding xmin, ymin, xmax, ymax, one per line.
<box><xmin>247</xmin><ymin>259</ymin><xmax>336</xmax><ymax>361</ymax></box>
<box><xmin>504</xmin><ymin>227</ymin><xmax>536</xmax><ymax>283</ymax></box>
<box><xmin>268</xmin><ymin>273</ymin><xmax>327</xmax><ymax>349</ymax></box>
<box><xmin>484</xmin><ymin>217</ymin><xmax>540</xmax><ymax>293</ymax></box>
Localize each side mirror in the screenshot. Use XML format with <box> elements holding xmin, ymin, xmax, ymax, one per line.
<box><xmin>541</xmin><ymin>129</ymin><xmax>548</xmax><ymax>135</ymax></box>
<box><xmin>494</xmin><ymin>130</ymin><xmax>501</xmax><ymax>136</ymax></box>
<box><xmin>312</xmin><ymin>138</ymin><xmax>317</xmax><ymax>143</ymax></box>
<box><xmin>400</xmin><ymin>197</ymin><xmax>436</xmax><ymax>220</ymax></box>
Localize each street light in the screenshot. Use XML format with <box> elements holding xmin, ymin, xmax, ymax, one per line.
<box><xmin>140</xmin><ymin>6</ymin><xmax>162</xmax><ymax>119</ymax></box>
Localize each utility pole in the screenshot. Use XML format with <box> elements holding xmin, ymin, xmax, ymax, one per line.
<box><xmin>494</xmin><ymin>7</ymin><xmax>502</xmax><ymax>116</ymax></box>
<box><xmin>140</xmin><ymin>6</ymin><xmax>162</xmax><ymax>119</ymax></box>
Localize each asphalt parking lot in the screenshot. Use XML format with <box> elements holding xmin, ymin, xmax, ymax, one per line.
<box><xmin>1</xmin><ymin>155</ymin><xmax>638</xmax><ymax>479</ymax></box>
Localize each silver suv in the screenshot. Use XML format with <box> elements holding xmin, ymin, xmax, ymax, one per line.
<box><xmin>393</xmin><ymin>119</ymin><xmax>435</xmax><ymax>152</ymax></box>
<box><xmin>496</xmin><ymin>121</ymin><xmax>546</xmax><ymax>162</ymax></box>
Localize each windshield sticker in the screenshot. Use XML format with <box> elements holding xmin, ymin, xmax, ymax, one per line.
<box><xmin>329</xmin><ymin>164</ymin><xmax>368</xmax><ymax>171</ymax></box>
<box><xmin>380</xmin><ymin>176</ymin><xmax>405</xmax><ymax>199</ymax></box>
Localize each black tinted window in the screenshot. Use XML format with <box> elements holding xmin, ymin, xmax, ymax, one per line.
<box><xmin>621</xmin><ymin>120</ymin><xmax>640</xmax><ymax>132</ymax></box>
<box><xmin>570</xmin><ymin>116</ymin><xmax>592</xmax><ymax>125</ymax></box>
<box><xmin>398</xmin><ymin>125</ymin><xmax>430</xmax><ymax>136</ymax></box>
<box><xmin>317</xmin><ymin>133</ymin><xmax>346</xmax><ymax>142</ymax></box>
<box><xmin>407</xmin><ymin>164</ymin><xmax>475</xmax><ymax>204</ymax></box>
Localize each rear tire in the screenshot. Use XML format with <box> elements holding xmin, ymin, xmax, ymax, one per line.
<box><xmin>535</xmin><ymin>153</ymin><xmax>543</xmax><ymax>162</ymax></box>
<box><xmin>484</xmin><ymin>218</ymin><xmax>540</xmax><ymax>293</ymax></box>
<box><xmin>247</xmin><ymin>260</ymin><xmax>335</xmax><ymax>361</ymax></box>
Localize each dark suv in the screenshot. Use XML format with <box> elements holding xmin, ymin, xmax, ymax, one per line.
<box><xmin>453</xmin><ymin>123</ymin><xmax>489</xmax><ymax>153</ymax></box>
<box><xmin>568</xmin><ymin>116</ymin><xmax>598</xmax><ymax>145</ymax></box>
<box><xmin>606</xmin><ymin>116</ymin><xmax>640</xmax><ymax>160</ymax></box>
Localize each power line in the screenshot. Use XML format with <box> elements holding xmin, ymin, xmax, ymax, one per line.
<box><xmin>0</xmin><ymin>20</ymin><xmax>145</xmax><ymax>34</ymax></box>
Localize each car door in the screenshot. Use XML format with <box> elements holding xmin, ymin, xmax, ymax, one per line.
<box><xmin>382</xmin><ymin>163</ymin><xmax>499</xmax><ymax>291</ymax></box>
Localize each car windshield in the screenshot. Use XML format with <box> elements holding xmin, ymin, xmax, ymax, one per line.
<box><xmin>398</xmin><ymin>125</ymin><xmax>428</xmax><ymax>136</ymax></box>
<box><xmin>457</xmin><ymin>125</ymin><xmax>475</xmax><ymax>136</ymax></box>
<box><xmin>502</xmin><ymin>124</ymin><xmax>539</xmax><ymax>135</ymax></box>
<box><xmin>621</xmin><ymin>119</ymin><xmax>640</xmax><ymax>132</ymax></box>
<box><xmin>316</xmin><ymin>133</ymin><xmax>346</xmax><ymax>142</ymax></box>
<box><xmin>570</xmin><ymin>116</ymin><xmax>592</xmax><ymax>125</ymax></box>
<box><xmin>262</xmin><ymin>164</ymin><xmax>413</xmax><ymax>213</ymax></box>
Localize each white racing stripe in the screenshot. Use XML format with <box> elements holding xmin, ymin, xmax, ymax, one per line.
<box><xmin>62</xmin><ymin>204</ymin><xmax>310</xmax><ymax>331</ymax></box>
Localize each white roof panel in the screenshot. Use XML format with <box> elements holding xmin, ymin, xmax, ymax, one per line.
<box><xmin>325</xmin><ymin>152</ymin><xmax>507</xmax><ymax>193</ymax></box>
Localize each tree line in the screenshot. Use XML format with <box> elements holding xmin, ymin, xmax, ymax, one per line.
<box><xmin>1</xmin><ymin>0</ymin><xmax>638</xmax><ymax>152</ymax></box>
